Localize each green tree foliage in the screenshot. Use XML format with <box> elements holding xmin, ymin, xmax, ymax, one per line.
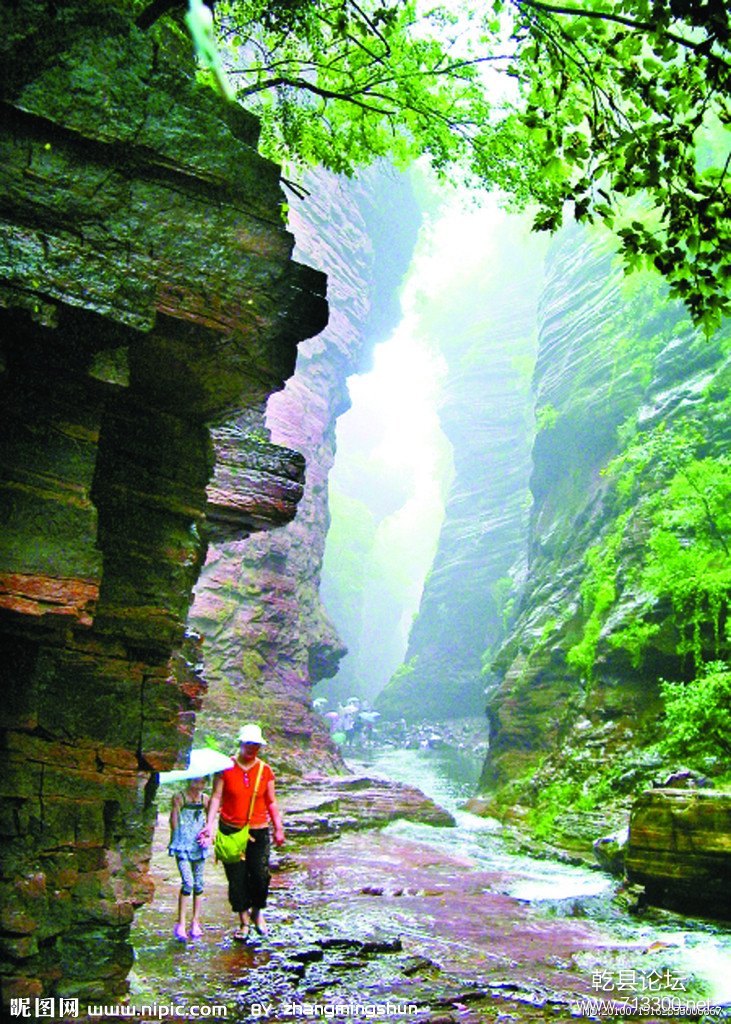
<box><xmin>608</xmin><ymin>423</ymin><xmax>731</xmax><ymax>668</ymax></box>
<box><xmin>570</xmin><ymin>420</ymin><xmax>731</xmax><ymax>677</ymax></box>
<box><xmin>660</xmin><ymin>660</ymin><xmax>731</xmax><ymax>764</ymax></box>
<box><xmin>564</xmin><ymin>414</ymin><xmax>731</xmax><ymax>772</ymax></box>
<box><xmin>175</xmin><ymin>0</ymin><xmax>731</xmax><ymax>331</ymax></box>
<box><xmin>566</xmin><ymin>510</ymin><xmax>628</xmax><ymax>679</ymax></box>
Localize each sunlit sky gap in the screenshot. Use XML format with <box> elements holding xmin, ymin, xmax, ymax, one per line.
<box><xmin>321</xmin><ymin>185</ymin><xmax>515</xmax><ymax>698</ymax></box>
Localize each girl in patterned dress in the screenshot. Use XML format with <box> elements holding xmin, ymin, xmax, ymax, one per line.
<box><xmin>168</xmin><ymin>776</ymin><xmax>210</xmax><ymax>941</ymax></box>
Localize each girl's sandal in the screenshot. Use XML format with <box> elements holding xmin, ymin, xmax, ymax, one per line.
<box><xmin>232</xmin><ymin>927</ymin><xmax>249</xmax><ymax>941</ymax></box>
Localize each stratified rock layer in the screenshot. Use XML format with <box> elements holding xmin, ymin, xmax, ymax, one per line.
<box><xmin>482</xmin><ymin>226</ymin><xmax>729</xmax><ymax>794</ymax></box>
<box><xmin>190</xmin><ymin>168</ymin><xmax>421</xmax><ymax>774</ymax></box>
<box><xmin>626</xmin><ymin>789</ymin><xmax>731</xmax><ymax>918</ymax></box>
<box><xmin>0</xmin><ymin>1</ymin><xmax>325</xmax><ymax>1005</ymax></box>
<box><xmin>481</xmin><ymin>230</ymin><xmax>724</xmax><ymax>790</ymax></box>
<box><xmin>285</xmin><ymin>773</ymin><xmax>456</xmax><ymax>836</ymax></box>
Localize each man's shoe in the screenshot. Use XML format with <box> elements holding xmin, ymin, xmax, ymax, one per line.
<box><xmin>251</xmin><ymin>910</ymin><xmax>267</xmax><ymax>935</ymax></box>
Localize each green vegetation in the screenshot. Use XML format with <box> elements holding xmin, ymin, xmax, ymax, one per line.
<box><xmin>566</xmin><ymin>510</ymin><xmax>629</xmax><ymax>680</ymax></box>
<box><xmin>535</xmin><ymin>403</ymin><xmax>558</xmax><ymax>432</ymax></box>
<box><xmin>138</xmin><ymin>0</ymin><xmax>731</xmax><ymax>331</ymax></box>
<box><xmin>488</xmin><ymin>355</ymin><xmax>731</xmax><ymax>836</ymax></box>
<box><xmin>562</xmin><ymin>398</ymin><xmax>731</xmax><ymax>785</ymax></box>
<box><xmin>567</xmin><ymin>412</ymin><xmax>731</xmax><ymax>672</ymax></box>
<box><xmin>605</xmin><ymin>422</ymin><xmax>731</xmax><ymax>671</ymax></box>
<box><xmin>660</xmin><ymin>660</ymin><xmax>731</xmax><ymax>766</ymax></box>
<box><xmin>376</xmin><ymin>655</ymin><xmax>430</xmax><ymax>720</ymax></box>
<box><xmin>501</xmin><ymin>748</ymin><xmax>662</xmax><ymax>844</ymax></box>
<box><xmin>528</xmin><ymin>779</ymin><xmax>597</xmax><ymax>840</ymax></box>
<box><xmin>491</xmin><ymin>576</ymin><xmax>515</xmax><ymax>634</ymax></box>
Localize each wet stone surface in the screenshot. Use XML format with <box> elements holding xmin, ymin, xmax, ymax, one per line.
<box><xmin>129</xmin><ymin>810</ymin><xmax>711</xmax><ymax>1023</ymax></box>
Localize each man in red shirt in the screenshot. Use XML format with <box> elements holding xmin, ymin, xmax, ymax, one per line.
<box><xmin>200</xmin><ymin>723</ymin><xmax>285</xmax><ymax>939</ymax></box>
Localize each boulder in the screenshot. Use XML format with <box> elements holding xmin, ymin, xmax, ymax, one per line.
<box><xmin>625</xmin><ymin>788</ymin><xmax>731</xmax><ymax>918</ymax></box>
<box><xmin>284</xmin><ymin>773</ymin><xmax>456</xmax><ymax>837</ymax></box>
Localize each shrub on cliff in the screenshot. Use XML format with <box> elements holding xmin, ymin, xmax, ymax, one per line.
<box><xmin>660</xmin><ymin>660</ymin><xmax>731</xmax><ymax>768</ymax></box>
<box><xmin>568</xmin><ymin>414</ymin><xmax>731</xmax><ymax>680</ymax></box>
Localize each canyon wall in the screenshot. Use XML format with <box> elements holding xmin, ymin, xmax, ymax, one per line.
<box><xmin>482</xmin><ymin>224</ymin><xmax>730</xmax><ymax>809</ymax></box>
<box><xmin>376</xmin><ymin>212</ymin><xmax>544</xmax><ymax>722</ymax></box>
<box><xmin>377</xmin><ymin>210</ymin><xmax>729</xmax><ymax>821</ymax></box>
<box><xmin>0</xmin><ymin>1</ymin><xmax>326</xmax><ymax>1004</ymax></box>
<box><xmin>190</xmin><ymin>167</ymin><xmax>422</xmax><ymax>771</ymax></box>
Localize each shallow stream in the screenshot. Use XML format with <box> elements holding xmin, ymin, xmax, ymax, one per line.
<box><xmin>131</xmin><ymin>744</ymin><xmax>731</xmax><ymax>1022</ymax></box>
<box><xmin>351</xmin><ymin>746</ymin><xmax>731</xmax><ymax>1011</ymax></box>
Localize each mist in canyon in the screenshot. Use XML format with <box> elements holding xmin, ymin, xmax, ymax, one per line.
<box><xmin>315</xmin><ymin>184</ymin><xmax>546</xmax><ymax>713</ymax></box>
<box><xmin>4</xmin><ymin>5</ymin><xmax>730</xmax><ymax>1012</ymax></box>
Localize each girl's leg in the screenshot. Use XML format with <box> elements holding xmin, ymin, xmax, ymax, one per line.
<box><xmin>190</xmin><ymin>860</ymin><xmax>205</xmax><ymax>937</ymax></box>
<box><xmin>176</xmin><ymin>892</ymin><xmax>190</xmax><ymax>930</ymax></box>
<box><xmin>175</xmin><ymin>858</ymin><xmax>194</xmax><ymax>940</ymax></box>
<box><xmin>190</xmin><ymin>893</ymin><xmax>203</xmax><ymax>936</ymax></box>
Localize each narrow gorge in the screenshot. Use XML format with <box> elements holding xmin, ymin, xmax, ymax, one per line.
<box><xmin>189</xmin><ymin>166</ymin><xmax>421</xmax><ymax>776</ymax></box>
<box><xmin>1</xmin><ymin>0</ymin><xmax>730</xmax><ymax>1015</ymax></box>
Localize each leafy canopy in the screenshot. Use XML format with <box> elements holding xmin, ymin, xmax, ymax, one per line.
<box><xmin>177</xmin><ymin>0</ymin><xmax>731</xmax><ymax>332</ymax></box>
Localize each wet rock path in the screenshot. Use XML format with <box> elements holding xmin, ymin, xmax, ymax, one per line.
<box><xmin>130</xmin><ymin>809</ymin><xmax>691</xmax><ymax>1023</ymax></box>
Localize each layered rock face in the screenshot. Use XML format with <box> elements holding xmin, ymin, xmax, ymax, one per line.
<box><xmin>626</xmin><ymin>789</ymin><xmax>731</xmax><ymax>918</ymax></box>
<box><xmin>376</xmin><ymin>214</ymin><xmax>544</xmax><ymax>722</ymax></box>
<box><xmin>285</xmin><ymin>773</ymin><xmax>456</xmax><ymax>837</ymax></box>
<box><xmin>0</xmin><ymin>1</ymin><xmax>325</xmax><ymax>1004</ymax></box>
<box><xmin>190</xmin><ymin>168</ymin><xmax>421</xmax><ymax>773</ymax></box>
<box><xmin>482</xmin><ymin>225</ymin><xmax>729</xmax><ymax>793</ymax></box>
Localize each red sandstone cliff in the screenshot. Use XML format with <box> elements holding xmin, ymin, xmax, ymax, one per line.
<box><xmin>0</xmin><ymin>1</ymin><xmax>326</xmax><ymax>1005</ymax></box>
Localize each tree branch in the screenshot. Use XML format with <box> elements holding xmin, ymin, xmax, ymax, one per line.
<box><xmin>235</xmin><ymin>76</ymin><xmax>396</xmax><ymax>115</ymax></box>
<box><xmin>515</xmin><ymin>0</ymin><xmax>731</xmax><ymax>68</ymax></box>
<box><xmin>347</xmin><ymin>0</ymin><xmax>392</xmax><ymax>55</ymax></box>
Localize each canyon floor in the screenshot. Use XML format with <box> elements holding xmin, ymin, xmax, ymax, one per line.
<box><xmin>129</xmin><ymin>776</ymin><xmax>726</xmax><ymax>1023</ymax></box>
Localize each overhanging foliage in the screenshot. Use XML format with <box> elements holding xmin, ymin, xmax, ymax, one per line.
<box><xmin>166</xmin><ymin>0</ymin><xmax>731</xmax><ymax>332</ymax></box>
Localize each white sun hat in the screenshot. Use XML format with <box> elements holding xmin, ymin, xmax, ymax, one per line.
<box><xmin>158</xmin><ymin>747</ymin><xmax>234</xmax><ymax>783</ymax></box>
<box><xmin>237</xmin><ymin>723</ymin><xmax>267</xmax><ymax>746</ymax></box>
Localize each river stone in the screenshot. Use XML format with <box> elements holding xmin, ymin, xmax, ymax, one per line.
<box><xmin>625</xmin><ymin>788</ymin><xmax>731</xmax><ymax>918</ymax></box>
<box><xmin>593</xmin><ymin>826</ymin><xmax>628</xmax><ymax>876</ymax></box>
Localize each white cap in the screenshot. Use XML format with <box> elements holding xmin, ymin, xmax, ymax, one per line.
<box><xmin>237</xmin><ymin>723</ymin><xmax>267</xmax><ymax>746</ymax></box>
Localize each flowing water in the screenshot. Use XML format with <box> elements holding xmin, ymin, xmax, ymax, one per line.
<box><xmin>132</xmin><ymin>744</ymin><xmax>731</xmax><ymax>1020</ymax></box>
<box><xmin>349</xmin><ymin>745</ymin><xmax>731</xmax><ymax>1011</ymax></box>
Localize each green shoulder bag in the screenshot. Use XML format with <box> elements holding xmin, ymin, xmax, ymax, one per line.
<box><xmin>214</xmin><ymin>761</ymin><xmax>264</xmax><ymax>864</ymax></box>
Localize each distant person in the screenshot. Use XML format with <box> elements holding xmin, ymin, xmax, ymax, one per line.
<box><xmin>338</xmin><ymin>704</ymin><xmax>356</xmax><ymax>745</ymax></box>
<box><xmin>199</xmin><ymin>723</ymin><xmax>285</xmax><ymax>940</ymax></box>
<box><xmin>168</xmin><ymin>776</ymin><xmax>210</xmax><ymax>942</ymax></box>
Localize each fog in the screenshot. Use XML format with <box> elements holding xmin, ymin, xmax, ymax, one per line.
<box><xmin>317</xmin><ymin>184</ymin><xmax>535</xmax><ymax>705</ymax></box>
